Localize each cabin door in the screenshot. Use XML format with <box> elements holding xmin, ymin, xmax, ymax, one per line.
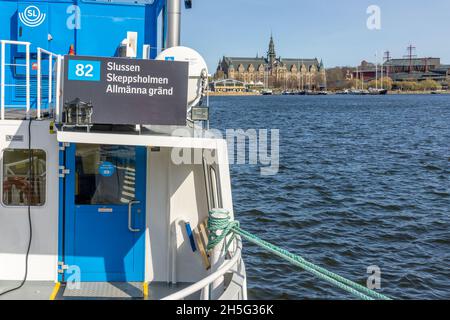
<box><xmin>64</xmin><ymin>144</ymin><xmax>146</xmax><ymax>282</ymax></box>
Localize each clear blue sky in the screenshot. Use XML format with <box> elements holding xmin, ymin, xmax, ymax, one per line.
<box><xmin>180</xmin><ymin>0</ymin><xmax>450</xmax><ymax>72</ymax></box>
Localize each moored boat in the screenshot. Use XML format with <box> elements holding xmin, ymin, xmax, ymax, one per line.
<box><xmin>0</xmin><ymin>0</ymin><xmax>246</xmax><ymax>301</ymax></box>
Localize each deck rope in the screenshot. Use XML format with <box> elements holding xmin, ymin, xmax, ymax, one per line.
<box><xmin>207</xmin><ymin>209</ymin><xmax>392</xmax><ymax>301</ymax></box>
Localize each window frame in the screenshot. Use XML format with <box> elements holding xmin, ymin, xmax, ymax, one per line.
<box><xmin>1</xmin><ymin>148</ymin><xmax>48</xmax><ymax>208</ymax></box>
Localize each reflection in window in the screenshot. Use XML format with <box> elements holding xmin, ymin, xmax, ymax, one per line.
<box><xmin>2</xmin><ymin>149</ymin><xmax>46</xmax><ymax>206</ymax></box>
<box><xmin>75</xmin><ymin>144</ymin><xmax>137</xmax><ymax>205</ymax></box>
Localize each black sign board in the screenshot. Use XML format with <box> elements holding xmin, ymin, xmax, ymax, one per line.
<box><xmin>63</xmin><ymin>55</ymin><xmax>189</xmax><ymax>126</ymax></box>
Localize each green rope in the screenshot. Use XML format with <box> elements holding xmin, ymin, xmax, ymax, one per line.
<box><xmin>207</xmin><ymin>209</ymin><xmax>392</xmax><ymax>301</ymax></box>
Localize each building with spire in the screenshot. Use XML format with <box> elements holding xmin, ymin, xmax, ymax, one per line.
<box><xmin>215</xmin><ymin>35</ymin><xmax>326</xmax><ymax>90</ymax></box>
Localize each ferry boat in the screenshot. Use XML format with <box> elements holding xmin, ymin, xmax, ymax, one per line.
<box><xmin>0</xmin><ymin>0</ymin><xmax>247</xmax><ymax>300</ymax></box>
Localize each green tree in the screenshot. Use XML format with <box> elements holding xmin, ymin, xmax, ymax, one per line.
<box><xmin>367</xmin><ymin>77</ymin><xmax>392</xmax><ymax>90</ymax></box>
<box><xmin>395</xmin><ymin>81</ymin><xmax>419</xmax><ymax>91</ymax></box>
<box><xmin>418</xmin><ymin>79</ymin><xmax>441</xmax><ymax>91</ymax></box>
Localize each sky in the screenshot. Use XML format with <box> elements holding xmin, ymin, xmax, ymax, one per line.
<box><xmin>180</xmin><ymin>0</ymin><xmax>450</xmax><ymax>72</ymax></box>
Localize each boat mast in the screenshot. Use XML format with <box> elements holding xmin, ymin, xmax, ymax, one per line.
<box><xmin>356</xmin><ymin>66</ymin><xmax>359</xmax><ymax>90</ymax></box>
<box><xmin>375</xmin><ymin>51</ymin><xmax>378</xmax><ymax>90</ymax></box>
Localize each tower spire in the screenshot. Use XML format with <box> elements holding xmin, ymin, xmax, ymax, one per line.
<box><xmin>267</xmin><ymin>34</ymin><xmax>276</xmax><ymax>64</ymax></box>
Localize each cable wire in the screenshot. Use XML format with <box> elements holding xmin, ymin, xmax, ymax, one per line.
<box><xmin>0</xmin><ymin>118</ymin><xmax>34</xmax><ymax>297</ymax></box>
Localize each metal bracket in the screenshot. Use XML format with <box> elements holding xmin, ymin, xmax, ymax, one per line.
<box><xmin>59</xmin><ymin>165</ymin><xmax>70</xmax><ymax>178</ymax></box>
<box><xmin>57</xmin><ymin>261</ymin><xmax>69</xmax><ymax>274</ymax></box>
<box><xmin>59</xmin><ymin>142</ymin><xmax>70</xmax><ymax>151</ymax></box>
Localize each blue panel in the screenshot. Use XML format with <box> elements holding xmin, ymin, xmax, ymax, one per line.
<box><xmin>17</xmin><ymin>2</ymin><xmax>50</xmax><ymax>52</ymax></box>
<box><xmin>0</xmin><ymin>2</ymin><xmax>17</xmax><ymax>41</ymax></box>
<box><xmin>47</xmin><ymin>2</ymin><xmax>77</xmax><ymax>56</ymax></box>
<box><xmin>76</xmin><ymin>3</ymin><xmax>147</xmax><ymax>57</ymax></box>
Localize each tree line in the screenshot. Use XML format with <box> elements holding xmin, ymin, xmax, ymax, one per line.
<box><xmin>326</xmin><ymin>67</ymin><xmax>446</xmax><ymax>91</ymax></box>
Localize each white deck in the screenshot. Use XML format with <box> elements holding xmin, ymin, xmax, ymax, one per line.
<box><xmin>0</xmin><ymin>120</ymin><xmax>243</xmax><ymax>300</ymax></box>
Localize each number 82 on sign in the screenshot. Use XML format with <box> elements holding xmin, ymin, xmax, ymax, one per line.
<box><xmin>68</xmin><ymin>60</ymin><xmax>101</xmax><ymax>82</ymax></box>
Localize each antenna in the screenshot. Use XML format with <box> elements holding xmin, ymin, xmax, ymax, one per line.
<box><xmin>383</xmin><ymin>50</ymin><xmax>391</xmax><ymax>79</ymax></box>
<box><xmin>404</xmin><ymin>44</ymin><xmax>417</xmax><ymax>73</ymax></box>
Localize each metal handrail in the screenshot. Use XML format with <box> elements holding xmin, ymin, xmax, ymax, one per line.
<box><xmin>162</xmin><ymin>237</ymin><xmax>243</xmax><ymax>300</ymax></box>
<box><xmin>0</xmin><ymin>41</ymin><xmax>63</xmax><ymax>121</ymax></box>
<box><xmin>1</xmin><ymin>40</ymin><xmax>31</xmax><ymax>120</ymax></box>
<box><xmin>37</xmin><ymin>48</ymin><xmax>63</xmax><ymax>120</ymax></box>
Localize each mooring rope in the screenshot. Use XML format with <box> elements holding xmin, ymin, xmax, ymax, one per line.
<box><xmin>207</xmin><ymin>209</ymin><xmax>392</xmax><ymax>301</ymax></box>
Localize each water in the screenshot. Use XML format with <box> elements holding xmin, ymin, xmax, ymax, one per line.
<box><xmin>209</xmin><ymin>95</ymin><xmax>450</xmax><ymax>300</ymax></box>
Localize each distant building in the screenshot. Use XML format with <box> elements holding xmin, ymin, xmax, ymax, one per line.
<box><xmin>215</xmin><ymin>36</ymin><xmax>327</xmax><ymax>90</ymax></box>
<box><xmin>353</xmin><ymin>57</ymin><xmax>450</xmax><ymax>84</ymax></box>
<box><xmin>210</xmin><ymin>79</ymin><xmax>247</xmax><ymax>93</ymax></box>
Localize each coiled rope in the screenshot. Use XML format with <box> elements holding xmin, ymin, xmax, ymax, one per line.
<box><xmin>207</xmin><ymin>209</ymin><xmax>392</xmax><ymax>301</ymax></box>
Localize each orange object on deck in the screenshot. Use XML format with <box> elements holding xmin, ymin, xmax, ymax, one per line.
<box><xmin>69</xmin><ymin>45</ymin><xmax>75</xmax><ymax>56</ymax></box>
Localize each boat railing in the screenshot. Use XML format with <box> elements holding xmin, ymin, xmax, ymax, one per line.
<box><xmin>162</xmin><ymin>237</ymin><xmax>244</xmax><ymax>300</ymax></box>
<box><xmin>1</xmin><ymin>40</ymin><xmax>31</xmax><ymax>120</ymax></box>
<box><xmin>0</xmin><ymin>40</ymin><xmax>63</xmax><ymax>121</ymax></box>
<box><xmin>37</xmin><ymin>48</ymin><xmax>63</xmax><ymax>121</ymax></box>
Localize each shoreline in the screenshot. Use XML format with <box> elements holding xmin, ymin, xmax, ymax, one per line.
<box><xmin>209</xmin><ymin>91</ymin><xmax>450</xmax><ymax>97</ymax></box>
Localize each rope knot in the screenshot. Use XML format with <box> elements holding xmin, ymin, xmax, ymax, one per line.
<box><xmin>207</xmin><ymin>209</ymin><xmax>239</xmax><ymax>252</ymax></box>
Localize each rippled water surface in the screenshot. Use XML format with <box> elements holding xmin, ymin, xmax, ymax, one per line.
<box><xmin>209</xmin><ymin>95</ymin><xmax>450</xmax><ymax>300</ymax></box>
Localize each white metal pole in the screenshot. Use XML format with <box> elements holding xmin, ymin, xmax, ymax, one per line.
<box><xmin>356</xmin><ymin>66</ymin><xmax>359</xmax><ymax>89</ymax></box>
<box><xmin>26</xmin><ymin>43</ymin><xmax>30</xmax><ymax>119</ymax></box>
<box><xmin>162</xmin><ymin>240</ymin><xmax>242</xmax><ymax>300</ymax></box>
<box><xmin>1</xmin><ymin>41</ymin><xmax>5</xmax><ymax>120</ymax></box>
<box><xmin>49</xmin><ymin>55</ymin><xmax>53</xmax><ymax>105</ymax></box>
<box><xmin>375</xmin><ymin>52</ymin><xmax>378</xmax><ymax>90</ymax></box>
<box><xmin>142</xmin><ymin>45</ymin><xmax>150</xmax><ymax>59</ymax></box>
<box><xmin>55</xmin><ymin>55</ymin><xmax>62</xmax><ymax>122</ymax></box>
<box><xmin>37</xmin><ymin>49</ymin><xmax>41</xmax><ymax>119</ymax></box>
<box><xmin>167</xmin><ymin>0</ymin><xmax>181</xmax><ymax>48</ymax></box>
<box><xmin>200</xmin><ymin>284</ymin><xmax>210</xmax><ymax>300</ymax></box>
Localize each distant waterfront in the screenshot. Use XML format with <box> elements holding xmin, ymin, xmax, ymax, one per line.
<box><xmin>209</xmin><ymin>90</ymin><xmax>450</xmax><ymax>97</ymax></box>
<box><xmin>211</xmin><ymin>94</ymin><xmax>450</xmax><ymax>299</ymax></box>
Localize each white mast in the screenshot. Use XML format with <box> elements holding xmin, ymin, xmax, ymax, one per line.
<box><xmin>356</xmin><ymin>66</ymin><xmax>359</xmax><ymax>89</ymax></box>
<box><xmin>375</xmin><ymin>51</ymin><xmax>378</xmax><ymax>90</ymax></box>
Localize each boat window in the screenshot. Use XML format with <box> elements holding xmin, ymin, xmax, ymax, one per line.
<box><xmin>2</xmin><ymin>149</ymin><xmax>46</xmax><ymax>207</ymax></box>
<box><xmin>75</xmin><ymin>144</ymin><xmax>137</xmax><ymax>205</ymax></box>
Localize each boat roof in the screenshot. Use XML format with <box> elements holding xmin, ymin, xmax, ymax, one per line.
<box><xmin>57</xmin><ymin>130</ymin><xmax>227</xmax><ymax>150</ymax></box>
